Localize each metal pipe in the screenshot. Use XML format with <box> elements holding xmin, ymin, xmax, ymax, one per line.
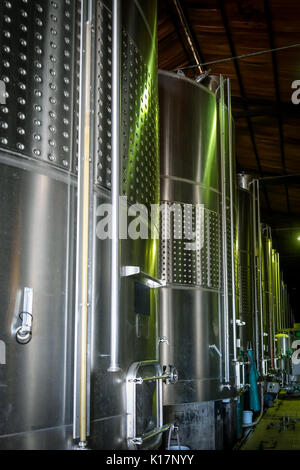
<box><xmin>73</xmin><ymin>0</ymin><xmax>93</xmax><ymax>445</ymax></box>
<box><xmin>220</xmin><ymin>76</ymin><xmax>230</xmax><ymax>384</ymax></box>
<box><xmin>252</xmin><ymin>181</ymin><xmax>260</xmax><ymax>370</ymax></box>
<box><xmin>227</xmin><ymin>79</ymin><xmax>238</xmax><ymax>387</ymax></box>
<box><xmin>269</xmin><ymin>235</ymin><xmax>275</xmax><ymax>368</ymax></box>
<box><xmin>276</xmin><ymin>253</ymin><xmax>280</xmax><ymax>332</ymax></box>
<box><xmin>109</xmin><ymin>0</ymin><xmax>121</xmax><ymax>373</ymax></box>
<box><xmin>277</xmin><ymin>253</ymin><xmax>281</xmax><ymax>330</ymax></box>
<box><xmin>79</xmin><ymin>19</ymin><xmax>92</xmax><ymax>447</ymax></box>
<box><xmin>273</xmin><ymin>251</ymin><xmax>278</xmax><ymax>334</ymax></box>
<box><xmin>133</xmin><ymin>424</ymin><xmax>173</xmax><ymax>446</ymax></box>
<box><xmin>257</xmin><ymin>181</ymin><xmax>265</xmax><ymax>374</ymax></box>
<box><xmin>173</xmin><ymin>0</ymin><xmax>203</xmax><ymax>75</ymax></box>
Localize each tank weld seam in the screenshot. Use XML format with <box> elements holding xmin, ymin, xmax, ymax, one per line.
<box><xmin>0</xmin><ymin>152</ymin><xmax>77</xmax><ymax>185</ymax></box>
<box><xmin>161</xmin><ymin>284</ymin><xmax>220</xmax><ymax>293</ymax></box>
<box><xmin>0</xmin><ymin>424</ymin><xmax>73</xmax><ymax>440</ymax></box>
<box><xmin>160</xmin><ymin>175</ymin><xmax>220</xmax><ymax>194</ymax></box>
<box><xmin>158</xmin><ymin>70</ymin><xmax>216</xmax><ymax>97</ymax></box>
<box><xmin>91</xmin><ymin>414</ymin><xmax>126</xmax><ymax>424</ymax></box>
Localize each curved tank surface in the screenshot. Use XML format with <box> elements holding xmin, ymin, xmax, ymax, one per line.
<box><xmin>159</xmin><ymin>71</ymin><xmax>237</xmax><ymax>405</ymax></box>
<box><xmin>0</xmin><ymin>0</ymin><xmax>80</xmax><ymax>449</ymax></box>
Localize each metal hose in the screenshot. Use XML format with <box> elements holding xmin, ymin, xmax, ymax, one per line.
<box><xmin>242</xmin><ymin>382</ymin><xmax>265</xmax><ymax>428</ymax></box>
<box><xmin>167</xmin><ymin>424</ymin><xmax>181</xmax><ymax>450</ymax></box>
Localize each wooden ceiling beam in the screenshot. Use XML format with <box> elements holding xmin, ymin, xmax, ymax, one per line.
<box><xmin>264</xmin><ymin>0</ymin><xmax>290</xmax><ymax>213</ymax></box>
<box><xmin>172</xmin><ymin>0</ymin><xmax>206</xmax><ymax>74</ymax></box>
<box><xmin>232</xmin><ymin>98</ymin><xmax>300</xmax><ymax>119</ymax></box>
<box><xmin>217</xmin><ymin>0</ymin><xmax>271</xmax><ymax>211</ymax></box>
<box><xmin>164</xmin><ymin>0</ymin><xmax>195</xmax><ymax>68</ymax></box>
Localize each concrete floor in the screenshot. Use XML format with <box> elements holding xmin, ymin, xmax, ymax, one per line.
<box><xmin>240</xmin><ymin>392</ymin><xmax>300</xmax><ymax>450</ymax></box>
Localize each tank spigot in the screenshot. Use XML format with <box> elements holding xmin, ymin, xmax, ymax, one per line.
<box><xmin>162</xmin><ymin>365</ymin><xmax>178</xmax><ymax>384</ymax></box>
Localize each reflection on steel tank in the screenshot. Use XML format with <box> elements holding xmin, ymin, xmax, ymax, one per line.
<box><xmin>158</xmin><ymin>71</ymin><xmax>239</xmax><ymax>449</ymax></box>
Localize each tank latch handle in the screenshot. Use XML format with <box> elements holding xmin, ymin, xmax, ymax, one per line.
<box><xmin>16</xmin><ymin>287</ymin><xmax>33</xmax><ymax>345</ymax></box>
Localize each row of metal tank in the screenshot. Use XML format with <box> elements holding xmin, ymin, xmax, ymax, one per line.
<box><xmin>0</xmin><ymin>0</ymin><xmax>293</xmax><ymax>450</ymax></box>
<box><xmin>237</xmin><ymin>175</ymin><xmax>293</xmax><ymax>376</ymax></box>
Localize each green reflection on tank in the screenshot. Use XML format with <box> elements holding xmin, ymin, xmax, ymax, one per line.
<box><xmin>122</xmin><ymin>15</ymin><xmax>159</xmax><ymax>210</ymax></box>
<box><xmin>202</xmin><ymin>106</ymin><xmax>217</xmax><ymax>189</ymax></box>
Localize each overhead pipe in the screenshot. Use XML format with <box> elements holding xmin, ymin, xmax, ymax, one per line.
<box><xmin>108</xmin><ymin>0</ymin><xmax>122</xmax><ymax>373</ymax></box>
<box><xmin>173</xmin><ymin>0</ymin><xmax>204</xmax><ymax>75</ymax></box>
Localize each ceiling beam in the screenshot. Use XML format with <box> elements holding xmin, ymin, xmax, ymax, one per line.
<box><xmin>217</xmin><ymin>0</ymin><xmax>271</xmax><ymax>211</ymax></box>
<box><xmin>264</xmin><ymin>0</ymin><xmax>290</xmax><ymax>213</ymax></box>
<box><xmin>235</xmin><ymin>167</ymin><xmax>300</xmax><ymax>180</ymax></box>
<box><xmin>273</xmin><ymin>227</ymin><xmax>300</xmax><ymax>232</ymax></box>
<box><xmin>164</xmin><ymin>0</ymin><xmax>196</xmax><ymax>68</ymax></box>
<box><xmin>261</xmin><ymin>208</ymin><xmax>300</xmax><ymax>226</ymax></box>
<box><xmin>172</xmin><ymin>0</ymin><xmax>206</xmax><ymax>75</ymax></box>
<box><xmin>232</xmin><ymin>98</ymin><xmax>300</xmax><ymax>119</ymax></box>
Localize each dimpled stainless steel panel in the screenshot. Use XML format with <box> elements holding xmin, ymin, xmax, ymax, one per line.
<box><xmin>94</xmin><ymin>2</ymin><xmax>112</xmax><ymax>189</ymax></box>
<box><xmin>120</xmin><ymin>29</ymin><xmax>160</xmax><ymax>208</ymax></box>
<box><xmin>0</xmin><ymin>0</ymin><xmax>79</xmax><ymax>171</ymax></box>
<box><xmin>95</xmin><ymin>1</ymin><xmax>160</xmax><ymax>210</ymax></box>
<box><xmin>160</xmin><ymin>203</ymin><xmax>220</xmax><ymax>289</ymax></box>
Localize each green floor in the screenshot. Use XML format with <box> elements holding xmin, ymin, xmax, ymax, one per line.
<box><xmin>241</xmin><ymin>392</ymin><xmax>300</xmax><ymax>450</ymax></box>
